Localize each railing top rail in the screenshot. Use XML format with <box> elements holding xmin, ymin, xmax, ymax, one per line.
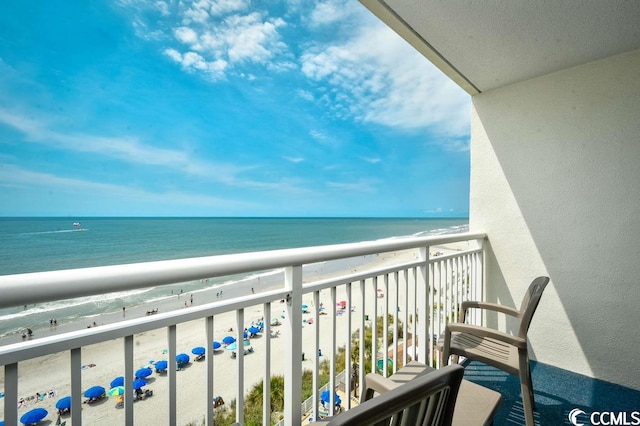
<box><xmin>0</xmin><ymin>232</ymin><xmax>485</xmax><ymax>309</ymax></box>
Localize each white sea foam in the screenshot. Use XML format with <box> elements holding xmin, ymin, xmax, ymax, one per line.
<box><xmin>0</xmin><ymin>288</ymin><xmax>154</xmax><ymax>321</ymax></box>
<box><xmin>20</xmin><ymin>229</ymin><xmax>89</xmax><ymax>235</ymax></box>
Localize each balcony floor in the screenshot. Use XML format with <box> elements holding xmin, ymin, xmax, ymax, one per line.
<box><xmin>462</xmin><ymin>360</ymin><xmax>640</xmax><ymax>425</ymax></box>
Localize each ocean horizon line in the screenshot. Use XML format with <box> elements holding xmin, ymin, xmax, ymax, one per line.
<box><xmin>0</xmin><ymin>215</ymin><xmax>470</xmax><ymax>220</ymax></box>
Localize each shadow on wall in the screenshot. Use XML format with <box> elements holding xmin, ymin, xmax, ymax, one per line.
<box><xmin>471</xmin><ymin>49</ymin><xmax>640</xmax><ymax>391</ymax></box>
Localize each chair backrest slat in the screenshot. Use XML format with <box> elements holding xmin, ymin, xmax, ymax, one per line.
<box><xmin>518</xmin><ymin>276</ymin><xmax>550</xmax><ymax>338</ymax></box>
<box><xmin>326</xmin><ymin>364</ymin><xmax>464</xmax><ymax>426</ymax></box>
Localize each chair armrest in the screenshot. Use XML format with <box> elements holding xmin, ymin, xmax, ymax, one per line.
<box><xmin>360</xmin><ymin>373</ymin><xmax>401</xmax><ymax>403</ymax></box>
<box><xmin>446</xmin><ymin>323</ymin><xmax>527</xmax><ymax>348</ymax></box>
<box><xmin>460</xmin><ymin>301</ymin><xmax>520</xmax><ymax>322</ymax></box>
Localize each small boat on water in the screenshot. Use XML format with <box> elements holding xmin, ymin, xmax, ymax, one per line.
<box><xmin>72</xmin><ymin>222</ymin><xmax>88</xmax><ymax>232</ymax></box>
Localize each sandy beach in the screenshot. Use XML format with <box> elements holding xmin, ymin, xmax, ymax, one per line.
<box><xmin>0</xmin><ymin>247</ymin><xmax>445</xmax><ymax>425</ymax></box>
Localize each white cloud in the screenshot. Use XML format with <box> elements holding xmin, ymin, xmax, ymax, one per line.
<box><xmin>0</xmin><ymin>163</ymin><xmax>255</xmax><ymax>209</ymax></box>
<box><xmin>174</xmin><ymin>27</ymin><xmax>200</xmax><ymax>46</ymax></box>
<box><xmin>309</xmin><ymin>130</ymin><xmax>327</xmax><ymax>142</ymax></box>
<box><xmin>219</xmin><ymin>13</ymin><xmax>286</xmax><ymax>64</ymax></box>
<box><xmin>0</xmin><ymin>109</ymin><xmax>316</xmax><ymax>195</ymax></box>
<box><xmin>183</xmin><ymin>4</ymin><xmax>209</xmax><ymax>23</ymax></box>
<box><xmin>300</xmin><ymin>17</ymin><xmax>471</xmax><ymax>138</ymax></box>
<box><xmin>326</xmin><ymin>179</ymin><xmax>377</xmax><ymax>193</ymax></box>
<box><xmin>284</xmin><ymin>156</ymin><xmax>304</xmax><ymax>163</ymax></box>
<box><xmin>297</xmin><ymin>89</ymin><xmax>314</xmax><ymax>101</ymax></box>
<box><xmin>0</xmin><ymin>109</ymin><xmax>241</xmax><ymax>181</ymax></box>
<box><xmin>361</xmin><ymin>157</ymin><xmax>381</xmax><ymax>164</ymax></box>
<box><xmin>309</xmin><ymin>0</ymin><xmax>354</xmax><ymax>26</ymax></box>
<box><xmin>166</xmin><ymin>9</ymin><xmax>290</xmax><ymax>79</ymax></box>
<box><xmin>209</xmin><ymin>0</ymin><xmax>249</xmax><ymax>17</ymax></box>
<box><xmin>163</xmin><ymin>48</ymin><xmax>228</xmax><ymax>79</ymax></box>
<box><xmin>155</xmin><ymin>1</ymin><xmax>170</xmax><ymax>16</ymax></box>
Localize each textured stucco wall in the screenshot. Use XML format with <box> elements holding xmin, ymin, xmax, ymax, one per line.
<box><xmin>469</xmin><ymin>48</ymin><xmax>640</xmax><ymax>389</ymax></box>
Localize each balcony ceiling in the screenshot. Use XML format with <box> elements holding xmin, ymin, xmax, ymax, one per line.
<box><xmin>360</xmin><ymin>0</ymin><xmax>640</xmax><ymax>94</ymax></box>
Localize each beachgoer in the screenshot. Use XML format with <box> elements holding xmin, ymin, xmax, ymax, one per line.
<box><xmin>27</xmin><ymin>328</ymin><xmax>33</xmax><ymax>337</ymax></box>
<box><xmin>122</xmin><ymin>306</ymin><xmax>126</xmax><ymax>316</ymax></box>
<box><xmin>190</xmin><ymin>294</ymin><xmax>193</xmax><ymax>305</ymax></box>
<box><xmin>251</xmin><ymin>287</ymin><xmax>254</xmax><ymax>293</ymax></box>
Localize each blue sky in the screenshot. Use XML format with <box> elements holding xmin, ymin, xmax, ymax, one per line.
<box><xmin>0</xmin><ymin>0</ymin><xmax>470</xmax><ymax>218</ymax></box>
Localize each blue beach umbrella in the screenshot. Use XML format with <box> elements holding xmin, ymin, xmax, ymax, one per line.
<box><xmin>84</xmin><ymin>386</ymin><xmax>105</xmax><ymax>399</ymax></box>
<box><xmin>222</xmin><ymin>336</ymin><xmax>235</xmax><ymax>345</ymax></box>
<box><xmin>110</xmin><ymin>376</ymin><xmax>124</xmax><ymax>388</ymax></box>
<box><xmin>176</xmin><ymin>353</ymin><xmax>190</xmax><ymax>364</ymax></box>
<box><xmin>20</xmin><ymin>407</ymin><xmax>47</xmax><ymax>424</ymax></box>
<box><xmin>55</xmin><ymin>396</ymin><xmax>71</xmax><ymax>411</ymax></box>
<box><xmin>320</xmin><ymin>390</ymin><xmax>341</xmax><ymax>407</ymax></box>
<box><xmin>226</xmin><ymin>342</ymin><xmax>237</xmax><ymax>351</ymax></box>
<box><xmin>133</xmin><ymin>379</ymin><xmax>147</xmax><ymax>390</ymax></box>
<box><xmin>212</xmin><ymin>341</ymin><xmax>221</xmax><ymax>350</ymax></box>
<box><xmin>248</xmin><ymin>326</ymin><xmax>260</xmax><ymax>335</ymax></box>
<box><xmin>191</xmin><ymin>346</ymin><xmax>206</xmax><ymax>355</ymax></box>
<box><xmin>135</xmin><ymin>367</ymin><xmax>153</xmax><ymax>379</ymax></box>
<box><xmin>155</xmin><ymin>360</ymin><xmax>168</xmax><ymax>371</ymax></box>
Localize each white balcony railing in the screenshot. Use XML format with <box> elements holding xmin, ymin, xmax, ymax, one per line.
<box><xmin>0</xmin><ymin>232</ymin><xmax>485</xmax><ymax>426</ymax></box>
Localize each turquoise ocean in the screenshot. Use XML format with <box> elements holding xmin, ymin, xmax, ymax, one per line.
<box><xmin>0</xmin><ymin>217</ymin><xmax>467</xmax><ymax>339</ymax></box>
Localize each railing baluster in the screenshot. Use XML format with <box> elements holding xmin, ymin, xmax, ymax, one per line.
<box><xmin>125</xmin><ymin>335</ymin><xmax>134</xmax><ymax>425</ymax></box>
<box><xmin>236</xmin><ymin>308</ymin><xmax>245</xmax><ymax>425</ymax></box>
<box><xmin>329</xmin><ymin>285</ymin><xmax>337</xmax><ymax>416</ymax></box>
<box><xmin>168</xmin><ymin>324</ymin><xmax>177</xmax><ymax>426</ymax></box>
<box><xmin>411</xmin><ymin>266</ymin><xmax>417</xmax><ymax>364</ymax></box>
<box><xmin>263</xmin><ymin>302</ymin><xmax>271</xmax><ymax>426</ymax></box>
<box><xmin>358</xmin><ymin>279</ymin><xmax>365</xmax><ymax>402</ymax></box>
<box><xmin>417</xmin><ymin>247</ymin><xmax>428</xmax><ymax>365</ymax></box>
<box><xmin>402</xmin><ymin>269</ymin><xmax>409</xmax><ymax>367</ymax></box>
<box><xmin>383</xmin><ymin>273</ymin><xmax>389</xmax><ymax>377</ymax></box>
<box><xmin>70</xmin><ymin>347</ymin><xmax>82</xmax><ymax>425</ymax></box>
<box><xmin>392</xmin><ymin>271</ymin><xmax>399</xmax><ymax>373</ymax></box>
<box><xmin>371</xmin><ymin>276</ymin><xmax>378</xmax><ymax>378</ymax></box>
<box><xmin>5</xmin><ymin>362</ymin><xmax>18</xmax><ymax>426</ymax></box>
<box><xmin>312</xmin><ymin>290</ymin><xmax>320</xmax><ymax>421</ymax></box>
<box><xmin>206</xmin><ymin>315</ymin><xmax>214</xmax><ymax>426</ymax></box>
<box><xmin>345</xmin><ymin>281</ymin><xmax>352</xmax><ymax>408</ymax></box>
<box><xmin>284</xmin><ymin>265</ymin><xmax>302</xmax><ymax>426</ymax></box>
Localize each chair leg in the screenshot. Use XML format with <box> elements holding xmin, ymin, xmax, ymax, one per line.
<box><xmin>440</xmin><ymin>348</ymin><xmax>458</xmax><ymax>366</ymax></box>
<box><xmin>519</xmin><ymin>357</ymin><xmax>535</xmax><ymax>426</ymax></box>
<box><xmin>527</xmin><ymin>363</ymin><xmax>536</xmax><ymax>410</ymax></box>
